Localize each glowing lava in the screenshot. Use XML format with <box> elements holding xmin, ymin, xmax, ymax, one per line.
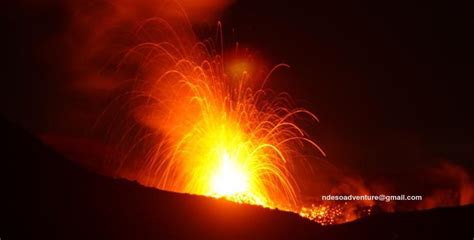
<box><xmin>211</xmin><ymin>151</ymin><xmax>249</xmax><ymax>196</ymax></box>
<box><xmin>114</xmin><ymin>19</ymin><xmax>335</xmax><ymax>224</ymax></box>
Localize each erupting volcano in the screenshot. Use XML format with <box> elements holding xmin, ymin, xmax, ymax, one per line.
<box><xmin>4</xmin><ymin>1</ymin><xmax>473</xmax><ymax>238</ymax></box>
<box><xmin>106</xmin><ymin>19</ymin><xmax>339</xmax><ymax>222</ymax></box>
<box><xmin>11</xmin><ymin>0</ymin><xmax>469</xmax><ymax>228</ymax></box>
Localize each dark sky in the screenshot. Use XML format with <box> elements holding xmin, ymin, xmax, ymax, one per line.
<box><xmin>2</xmin><ymin>0</ymin><xmax>473</xmax><ymax>177</ymax></box>
<box><xmin>219</xmin><ymin>0</ymin><xmax>474</xmax><ymax>173</ymax></box>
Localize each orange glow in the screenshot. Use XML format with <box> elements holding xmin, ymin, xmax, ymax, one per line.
<box><xmin>211</xmin><ymin>151</ymin><xmax>250</xmax><ymax>196</ymax></box>
<box><xmin>115</xmin><ymin>20</ymin><xmax>337</xmax><ymax>223</ymax></box>
<box><xmin>228</xmin><ymin>60</ymin><xmax>251</xmax><ymax>75</ymax></box>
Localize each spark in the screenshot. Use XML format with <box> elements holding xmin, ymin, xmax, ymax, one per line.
<box><xmin>300</xmin><ymin>204</ymin><xmax>345</xmax><ymax>225</ymax></box>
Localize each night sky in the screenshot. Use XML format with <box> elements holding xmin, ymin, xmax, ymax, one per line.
<box><xmin>3</xmin><ymin>0</ymin><xmax>473</xmax><ymax>179</ymax></box>
<box><xmin>219</xmin><ymin>1</ymin><xmax>474</xmax><ymax>174</ymax></box>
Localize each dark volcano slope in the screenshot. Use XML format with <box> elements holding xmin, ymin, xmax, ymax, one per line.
<box><xmin>1</xmin><ymin>117</ymin><xmax>473</xmax><ymax>239</ymax></box>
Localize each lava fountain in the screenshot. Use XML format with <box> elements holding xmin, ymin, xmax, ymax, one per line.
<box><xmin>106</xmin><ymin>18</ymin><xmax>331</xmax><ymax>223</ymax></box>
